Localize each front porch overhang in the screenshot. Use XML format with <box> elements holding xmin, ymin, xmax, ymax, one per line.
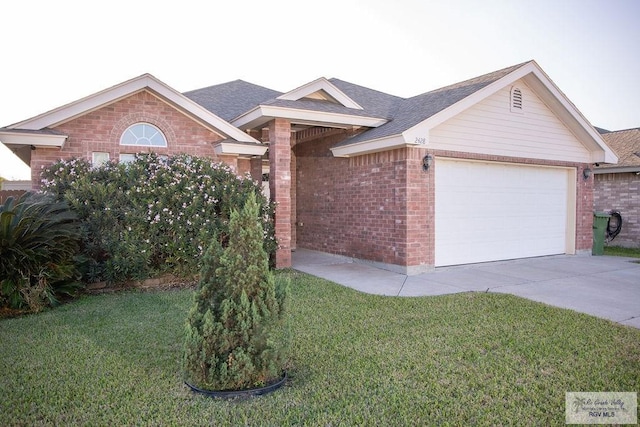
<box><xmin>232</xmin><ymin>105</ymin><xmax>388</xmax><ymax>132</ymax></box>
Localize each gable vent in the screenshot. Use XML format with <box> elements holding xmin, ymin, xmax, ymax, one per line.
<box><xmin>510</xmin><ymin>86</ymin><xmax>523</xmax><ymax>113</ymax></box>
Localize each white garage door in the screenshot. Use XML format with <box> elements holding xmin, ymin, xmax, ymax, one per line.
<box><xmin>435</xmin><ymin>159</ymin><xmax>573</xmax><ymax>267</ymax></box>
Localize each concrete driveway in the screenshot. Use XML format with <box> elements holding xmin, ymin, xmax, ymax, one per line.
<box><xmin>292</xmin><ymin>249</ymin><xmax>640</xmax><ymax>329</ymax></box>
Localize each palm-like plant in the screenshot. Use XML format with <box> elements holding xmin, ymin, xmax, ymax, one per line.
<box><xmin>0</xmin><ymin>192</ymin><xmax>81</xmax><ymax>311</ymax></box>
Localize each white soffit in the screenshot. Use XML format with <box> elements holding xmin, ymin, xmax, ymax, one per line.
<box><xmin>9</xmin><ymin>74</ymin><xmax>262</xmax><ymax>146</ymax></box>
<box><xmin>213</xmin><ymin>141</ymin><xmax>267</xmax><ymax>156</ymax></box>
<box><xmin>277</xmin><ymin>77</ymin><xmax>363</xmax><ymax>110</ymax></box>
<box><xmin>0</xmin><ymin>130</ymin><xmax>67</xmax><ymax>148</ymax></box>
<box><xmin>330</xmin><ymin>135</ymin><xmax>407</xmax><ymax>157</ymax></box>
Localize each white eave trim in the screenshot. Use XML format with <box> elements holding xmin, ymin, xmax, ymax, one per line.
<box><xmin>0</xmin><ymin>131</ymin><xmax>68</xmax><ymax>148</ymax></box>
<box><xmin>213</xmin><ymin>141</ymin><xmax>267</xmax><ymax>157</ymax></box>
<box><xmin>277</xmin><ymin>77</ymin><xmax>363</xmax><ymax>110</ymax></box>
<box><xmin>233</xmin><ymin>105</ymin><xmax>387</xmax><ymax>130</ymax></box>
<box><xmin>330</xmin><ymin>135</ymin><xmax>412</xmax><ymax>157</ymax></box>
<box><xmin>9</xmin><ymin>74</ymin><xmax>260</xmax><ymax>145</ymax></box>
<box><xmin>593</xmin><ymin>165</ymin><xmax>640</xmax><ymax>174</ymax></box>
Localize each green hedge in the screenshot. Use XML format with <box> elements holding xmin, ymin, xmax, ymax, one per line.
<box><xmin>41</xmin><ymin>154</ymin><xmax>276</xmax><ymax>284</ymax></box>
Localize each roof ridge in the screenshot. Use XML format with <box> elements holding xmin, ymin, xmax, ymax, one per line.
<box><xmin>328</xmin><ymin>78</ymin><xmax>406</xmax><ymax>100</ymax></box>
<box><xmin>183</xmin><ymin>79</ymin><xmax>281</xmax><ymax>96</ymax></box>
<box><xmin>410</xmin><ymin>60</ymin><xmax>533</xmax><ymax>98</ymax></box>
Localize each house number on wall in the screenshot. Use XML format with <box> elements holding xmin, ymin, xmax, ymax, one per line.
<box><xmin>414</xmin><ymin>137</ymin><xmax>427</xmax><ymax>145</ymax></box>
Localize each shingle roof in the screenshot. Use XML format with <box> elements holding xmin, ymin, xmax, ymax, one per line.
<box><xmin>599</xmin><ymin>128</ymin><xmax>640</xmax><ymax>167</ymax></box>
<box><xmin>335</xmin><ymin>61</ymin><xmax>530</xmax><ymax>146</ymax></box>
<box><xmin>183</xmin><ymin>61</ymin><xmax>531</xmax><ymax>146</ymax></box>
<box><xmin>183</xmin><ymin>80</ymin><xmax>282</xmax><ymax>121</ymax></box>
<box><xmin>0</xmin><ymin>127</ymin><xmax>67</xmax><ymax>136</ymax></box>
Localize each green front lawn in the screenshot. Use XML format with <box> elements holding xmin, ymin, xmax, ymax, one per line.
<box><xmin>1</xmin><ymin>271</ymin><xmax>639</xmax><ymax>425</ymax></box>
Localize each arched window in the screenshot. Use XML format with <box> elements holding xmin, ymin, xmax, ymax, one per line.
<box><xmin>120</xmin><ymin>123</ymin><xmax>167</xmax><ymax>147</ymax></box>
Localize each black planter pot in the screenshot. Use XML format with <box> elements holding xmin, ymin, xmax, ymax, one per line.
<box><xmin>185</xmin><ymin>372</ymin><xmax>287</xmax><ymax>399</ymax></box>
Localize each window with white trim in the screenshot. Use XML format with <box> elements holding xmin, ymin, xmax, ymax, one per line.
<box><xmin>92</xmin><ymin>152</ymin><xmax>110</xmax><ymax>166</ymax></box>
<box><xmin>119</xmin><ymin>153</ymin><xmax>136</xmax><ymax>164</ymax></box>
<box><xmin>510</xmin><ymin>86</ymin><xmax>524</xmax><ymax>113</ymax></box>
<box><xmin>120</xmin><ymin>123</ymin><xmax>167</xmax><ymax>147</ymax></box>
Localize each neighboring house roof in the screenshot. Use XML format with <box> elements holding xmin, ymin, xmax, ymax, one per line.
<box><xmin>595</xmin><ymin>128</ymin><xmax>640</xmax><ymax>173</ymax></box>
<box><xmin>0</xmin><ymin>74</ymin><xmax>263</xmax><ymax>151</ymax></box>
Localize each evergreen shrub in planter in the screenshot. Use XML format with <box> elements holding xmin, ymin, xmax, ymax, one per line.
<box><xmin>183</xmin><ymin>192</ymin><xmax>289</xmax><ymax>394</ymax></box>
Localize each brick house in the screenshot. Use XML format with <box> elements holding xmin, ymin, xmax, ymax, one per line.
<box><xmin>0</xmin><ymin>60</ymin><xmax>617</xmax><ymax>273</ymax></box>
<box><xmin>594</xmin><ymin>128</ymin><xmax>640</xmax><ymax>248</ymax></box>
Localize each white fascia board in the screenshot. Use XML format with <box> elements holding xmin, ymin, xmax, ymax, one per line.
<box><xmin>277</xmin><ymin>77</ymin><xmax>363</xmax><ymax>110</ymax></box>
<box><xmin>10</xmin><ymin>74</ymin><xmax>161</xmax><ymax>130</ymax></box>
<box><xmin>0</xmin><ymin>131</ymin><xmax>68</xmax><ymax>148</ymax></box>
<box><xmin>593</xmin><ymin>165</ymin><xmax>640</xmax><ymax>174</ymax></box>
<box><xmin>233</xmin><ymin>105</ymin><xmax>387</xmax><ymax>130</ymax></box>
<box><xmin>10</xmin><ymin>74</ymin><xmax>260</xmax><ymax>145</ymax></box>
<box><xmin>519</xmin><ymin>69</ymin><xmax>618</xmax><ymax>164</ymax></box>
<box><xmin>330</xmin><ymin>135</ymin><xmax>409</xmax><ymax>157</ymax></box>
<box><xmin>213</xmin><ymin>141</ymin><xmax>267</xmax><ymax>157</ymax></box>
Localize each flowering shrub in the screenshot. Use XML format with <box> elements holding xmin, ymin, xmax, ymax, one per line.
<box><xmin>41</xmin><ymin>153</ymin><xmax>276</xmax><ymax>284</ymax></box>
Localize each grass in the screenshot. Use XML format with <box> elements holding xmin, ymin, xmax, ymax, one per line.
<box><xmin>1</xmin><ymin>271</ymin><xmax>639</xmax><ymax>426</ymax></box>
<box><xmin>604</xmin><ymin>245</ymin><xmax>640</xmax><ymax>258</ymax></box>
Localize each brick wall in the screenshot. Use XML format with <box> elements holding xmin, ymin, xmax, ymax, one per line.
<box><xmin>295</xmin><ymin>130</ymin><xmax>431</xmax><ymax>271</ymax></box>
<box><xmin>296</xmin><ymin>134</ymin><xmax>594</xmax><ymax>271</ymax></box>
<box><xmin>30</xmin><ymin>90</ymin><xmax>244</xmax><ymax>187</ymax></box>
<box><xmin>594</xmin><ymin>173</ymin><xmax>640</xmax><ymax>248</ymax></box>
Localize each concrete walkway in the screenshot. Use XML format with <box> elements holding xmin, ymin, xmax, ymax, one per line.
<box><xmin>292</xmin><ymin>249</ymin><xmax>640</xmax><ymax>329</ymax></box>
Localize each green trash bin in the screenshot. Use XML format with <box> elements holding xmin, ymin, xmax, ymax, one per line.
<box><xmin>592</xmin><ymin>212</ymin><xmax>611</xmax><ymax>255</ymax></box>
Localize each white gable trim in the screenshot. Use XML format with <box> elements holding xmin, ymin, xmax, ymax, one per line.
<box><xmin>9</xmin><ymin>74</ymin><xmax>261</xmax><ymax>145</ymax></box>
<box><xmin>233</xmin><ymin>105</ymin><xmax>387</xmax><ymax>130</ymax></box>
<box><xmin>277</xmin><ymin>77</ymin><xmax>363</xmax><ymax>110</ymax></box>
<box><xmin>403</xmin><ymin>61</ymin><xmax>617</xmax><ymax>164</ymax></box>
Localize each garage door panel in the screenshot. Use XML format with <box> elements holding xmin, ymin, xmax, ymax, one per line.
<box><xmin>435</xmin><ymin>159</ymin><xmax>570</xmax><ymax>266</ymax></box>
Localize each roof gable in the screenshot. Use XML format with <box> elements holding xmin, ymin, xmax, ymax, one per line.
<box><xmin>277</xmin><ymin>77</ymin><xmax>363</xmax><ymax>110</ymax></box>
<box><xmin>7</xmin><ymin>74</ymin><xmax>259</xmax><ymax>144</ymax></box>
<box><xmin>332</xmin><ymin>61</ymin><xmax>617</xmax><ymax>164</ymax></box>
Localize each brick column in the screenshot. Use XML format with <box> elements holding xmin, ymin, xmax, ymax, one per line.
<box><xmin>269</xmin><ymin>119</ymin><xmax>292</xmax><ymax>268</ymax></box>
<box><xmin>249</xmin><ymin>157</ymin><xmax>263</xmax><ymax>183</ymax></box>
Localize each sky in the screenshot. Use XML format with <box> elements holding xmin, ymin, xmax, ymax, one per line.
<box><xmin>1</xmin><ymin>0</ymin><xmax>638</xmax><ymax>180</ymax></box>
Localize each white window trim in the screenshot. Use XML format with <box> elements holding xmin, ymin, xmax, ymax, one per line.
<box><xmin>92</xmin><ymin>152</ymin><xmax>110</xmax><ymax>166</ymax></box>
<box><xmin>120</xmin><ymin>122</ymin><xmax>168</xmax><ymax>147</ymax></box>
